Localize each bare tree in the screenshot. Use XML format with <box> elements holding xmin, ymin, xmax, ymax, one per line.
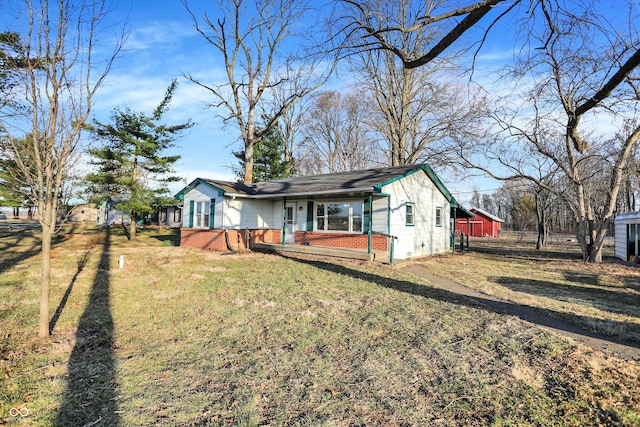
<box><xmin>263</xmin><ymin>83</ymin><xmax>312</xmax><ymax>177</ymax></box>
<box><xmin>333</xmin><ymin>0</ymin><xmax>526</xmax><ymax>69</ymax></box>
<box><xmin>0</xmin><ymin>0</ymin><xmax>123</xmax><ymax>337</ymax></box>
<box><xmin>443</xmin><ymin>2</ymin><xmax>640</xmax><ymax>262</ymax></box>
<box><xmin>345</xmin><ymin>0</ymin><xmax>489</xmax><ymax>166</ymax></box>
<box><xmin>298</xmin><ymin>90</ymin><xmax>381</xmax><ymax>174</ymax></box>
<box><xmin>183</xmin><ymin>0</ymin><xmax>332</xmax><ymax>184</ymax></box>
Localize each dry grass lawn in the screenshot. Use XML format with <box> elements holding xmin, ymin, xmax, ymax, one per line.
<box><xmin>0</xmin><ymin>227</ymin><xmax>639</xmax><ymax>426</ymax></box>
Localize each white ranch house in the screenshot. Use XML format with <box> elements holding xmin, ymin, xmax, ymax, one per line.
<box><xmin>176</xmin><ymin>164</ymin><xmax>472</xmax><ymax>263</ymax></box>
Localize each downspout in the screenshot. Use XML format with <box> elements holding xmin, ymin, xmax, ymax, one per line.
<box><xmin>224</xmin><ymin>229</ymin><xmax>238</xmax><ymax>254</ymax></box>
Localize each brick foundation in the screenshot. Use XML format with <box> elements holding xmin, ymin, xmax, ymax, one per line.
<box><xmin>180</xmin><ymin>228</ymin><xmax>282</xmax><ymax>251</ymax></box>
<box><xmin>180</xmin><ymin>229</ymin><xmax>388</xmax><ymax>252</ymax></box>
<box><xmin>294</xmin><ymin>231</ymin><xmax>388</xmax><ymax>251</ymax></box>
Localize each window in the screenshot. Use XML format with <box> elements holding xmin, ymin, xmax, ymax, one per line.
<box><xmin>174</xmin><ymin>208</ymin><xmax>182</xmax><ymax>223</ymax></box>
<box><xmin>316</xmin><ymin>201</ymin><xmax>363</xmax><ymax>232</ymax></box>
<box><xmin>195</xmin><ymin>201</ymin><xmax>210</xmax><ymax>228</ymax></box>
<box><xmin>435</xmin><ymin>206</ymin><xmax>443</xmax><ymax>227</ymax></box>
<box><xmin>406</xmin><ymin>203</ymin><xmax>415</xmax><ymax>226</ymax></box>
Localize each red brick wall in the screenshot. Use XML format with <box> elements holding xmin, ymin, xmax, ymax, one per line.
<box><xmin>294</xmin><ymin>231</ymin><xmax>388</xmax><ymax>251</ymax></box>
<box><xmin>180</xmin><ymin>228</ymin><xmax>386</xmax><ymax>252</ymax></box>
<box><xmin>180</xmin><ymin>228</ymin><xmax>282</xmax><ymax>251</ymax></box>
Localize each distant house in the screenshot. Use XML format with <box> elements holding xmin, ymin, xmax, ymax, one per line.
<box><xmin>96</xmin><ymin>200</ymin><xmax>131</xmax><ymax>226</ymax></box>
<box><xmin>455</xmin><ymin>207</ymin><xmax>504</xmax><ymax>238</ymax></box>
<box><xmin>66</xmin><ymin>203</ymin><xmax>99</xmax><ymax>223</ymax></box>
<box><xmin>614</xmin><ymin>211</ymin><xmax>640</xmax><ymax>262</ymax></box>
<box><xmin>157</xmin><ymin>204</ymin><xmax>183</xmax><ymax>228</ymax></box>
<box><xmin>94</xmin><ymin>199</ymin><xmax>182</xmax><ymax>228</ymax></box>
<box><xmin>176</xmin><ymin>164</ymin><xmax>472</xmax><ymax>262</ymax></box>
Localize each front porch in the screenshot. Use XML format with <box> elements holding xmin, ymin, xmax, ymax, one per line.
<box><xmin>252</xmin><ymin>242</ymin><xmax>391</xmax><ymax>263</ymax></box>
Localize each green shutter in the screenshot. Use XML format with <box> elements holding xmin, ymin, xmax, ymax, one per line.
<box><xmin>306</xmin><ymin>201</ymin><xmax>314</xmax><ymax>231</ymax></box>
<box><xmin>188</xmin><ymin>200</ymin><xmax>194</xmax><ymax>228</ymax></box>
<box><xmin>209</xmin><ymin>199</ymin><xmax>215</xmax><ymax>229</ymax></box>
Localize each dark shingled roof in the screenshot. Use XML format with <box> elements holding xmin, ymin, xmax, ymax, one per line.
<box><xmin>251</xmin><ymin>164</ymin><xmax>424</xmax><ymax>195</ymax></box>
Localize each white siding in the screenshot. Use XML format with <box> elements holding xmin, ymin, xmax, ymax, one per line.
<box><xmin>372</xmin><ymin>197</ymin><xmax>388</xmax><ymax>234</ymax></box>
<box><xmin>182</xmin><ymin>183</ymin><xmax>285</xmax><ymax>230</ymax></box>
<box><xmin>381</xmin><ymin>171</ymin><xmax>450</xmax><ymax>259</ymax></box>
<box><xmin>183</xmin><ymin>183</ymin><xmax>220</xmax><ymax>228</ymax></box>
<box><xmin>224</xmin><ymin>198</ymin><xmax>277</xmax><ymax>228</ymax></box>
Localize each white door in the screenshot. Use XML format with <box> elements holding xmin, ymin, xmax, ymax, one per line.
<box><xmin>284</xmin><ymin>203</ymin><xmax>296</xmax><ymax>243</ymax></box>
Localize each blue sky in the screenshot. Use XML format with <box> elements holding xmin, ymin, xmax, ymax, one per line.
<box><xmin>92</xmin><ymin>0</ymin><xmax>240</xmax><ymax>185</ymax></box>
<box><xmin>2</xmin><ymin>0</ymin><xmax>517</xmax><ymax>203</ymax></box>
<box><xmin>90</xmin><ymin>0</ymin><xmax>515</xmax><ymax>201</ymax></box>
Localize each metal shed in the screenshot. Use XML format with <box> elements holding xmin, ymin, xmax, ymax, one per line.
<box><xmin>614</xmin><ymin>211</ymin><xmax>640</xmax><ymax>262</ymax></box>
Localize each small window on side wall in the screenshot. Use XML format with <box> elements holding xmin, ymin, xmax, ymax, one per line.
<box><xmin>435</xmin><ymin>206</ymin><xmax>443</xmax><ymax>227</ymax></box>
<box><xmin>406</xmin><ymin>202</ymin><xmax>415</xmax><ymax>226</ymax></box>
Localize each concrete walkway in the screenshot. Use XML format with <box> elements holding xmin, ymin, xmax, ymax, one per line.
<box><xmin>401</xmin><ymin>264</ymin><xmax>640</xmax><ymax>362</ymax></box>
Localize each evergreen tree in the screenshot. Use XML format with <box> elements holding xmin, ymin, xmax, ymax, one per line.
<box><xmin>233</xmin><ymin>123</ymin><xmax>294</xmax><ymax>183</ymax></box>
<box><xmin>0</xmin><ymin>157</ymin><xmax>26</xmax><ymax>216</ymax></box>
<box><xmin>84</xmin><ymin>80</ymin><xmax>193</xmax><ymax>239</ymax></box>
<box><xmin>0</xmin><ymin>135</ymin><xmax>40</xmax><ymax>218</ymax></box>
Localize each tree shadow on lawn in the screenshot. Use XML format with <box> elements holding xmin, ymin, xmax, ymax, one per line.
<box><xmin>0</xmin><ymin>224</ymin><xmax>99</xmax><ymax>275</ymax></box>
<box><xmin>150</xmin><ymin>229</ymin><xmax>180</xmax><ymax>246</ymax></box>
<box><xmin>56</xmin><ymin>228</ymin><xmax>119</xmax><ymax>426</ymax></box>
<box><xmin>491</xmin><ymin>276</ymin><xmax>640</xmax><ymax>319</ymax></box>
<box><xmin>471</xmin><ymin>242</ymin><xmax>584</xmax><ymax>262</ymax></box>
<box><xmin>0</xmin><ymin>227</ymin><xmax>41</xmax><ymax>275</ymax></box>
<box><xmin>278</xmin><ymin>254</ymin><xmax>640</xmax><ymax>360</ymax></box>
<box><xmin>48</xmin><ymin>250</ymin><xmax>92</xmax><ymax>334</ymax></box>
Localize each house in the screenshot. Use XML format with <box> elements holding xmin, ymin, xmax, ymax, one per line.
<box><xmin>614</xmin><ymin>211</ymin><xmax>640</xmax><ymax>262</ymax></box>
<box><xmin>95</xmin><ymin>199</ymin><xmax>182</xmax><ymax>228</ymax></box>
<box><xmin>176</xmin><ymin>164</ymin><xmax>472</xmax><ymax>263</ymax></box>
<box><xmin>157</xmin><ymin>205</ymin><xmax>183</xmax><ymax>228</ymax></box>
<box><xmin>455</xmin><ymin>207</ymin><xmax>504</xmax><ymax>238</ymax></box>
<box><xmin>96</xmin><ymin>200</ymin><xmax>132</xmax><ymax>226</ymax></box>
<box><xmin>66</xmin><ymin>203</ymin><xmax>99</xmax><ymax>223</ymax></box>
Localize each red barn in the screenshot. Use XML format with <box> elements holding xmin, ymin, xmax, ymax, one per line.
<box><xmin>455</xmin><ymin>208</ymin><xmax>504</xmax><ymax>238</ymax></box>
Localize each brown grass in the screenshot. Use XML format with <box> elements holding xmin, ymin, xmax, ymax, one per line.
<box><xmin>0</xmin><ymin>228</ymin><xmax>638</xmax><ymax>426</ymax></box>
<box><xmin>417</xmin><ymin>237</ymin><xmax>640</xmax><ymax>343</ymax></box>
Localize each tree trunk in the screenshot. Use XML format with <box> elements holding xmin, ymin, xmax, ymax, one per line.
<box><xmin>586</xmin><ymin>245</ymin><xmax>603</xmax><ymax>263</ymax></box>
<box><xmin>536</xmin><ymin>220</ymin><xmax>545</xmax><ymax>250</ymax></box>
<box><xmin>129</xmin><ymin>216</ymin><xmax>136</xmax><ymax>241</ymax></box>
<box><xmin>39</xmin><ymin>224</ymin><xmax>53</xmax><ymax>338</ymax></box>
<box><xmin>535</xmin><ymin>192</ymin><xmax>546</xmax><ymax>250</ymax></box>
<box><xmin>244</xmin><ymin>140</ymin><xmax>254</xmax><ymax>185</ymax></box>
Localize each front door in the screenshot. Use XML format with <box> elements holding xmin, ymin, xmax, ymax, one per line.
<box><xmin>285</xmin><ymin>203</ymin><xmax>296</xmax><ymax>243</ymax></box>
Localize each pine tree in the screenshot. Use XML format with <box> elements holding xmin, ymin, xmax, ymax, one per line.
<box><xmin>84</xmin><ymin>80</ymin><xmax>193</xmax><ymax>239</ymax></box>
<box><xmin>233</xmin><ymin>123</ymin><xmax>294</xmax><ymax>183</ymax></box>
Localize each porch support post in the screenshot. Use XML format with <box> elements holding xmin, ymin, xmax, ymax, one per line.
<box><xmin>451</xmin><ymin>203</ymin><xmax>457</xmax><ymax>251</ymax></box>
<box><xmin>282</xmin><ymin>197</ymin><xmax>287</xmax><ymax>246</ymax></box>
<box><xmin>367</xmin><ymin>194</ymin><xmax>373</xmax><ymax>254</ymax></box>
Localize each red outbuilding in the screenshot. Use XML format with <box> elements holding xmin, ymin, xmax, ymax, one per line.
<box><xmin>455</xmin><ymin>207</ymin><xmax>504</xmax><ymax>238</ymax></box>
